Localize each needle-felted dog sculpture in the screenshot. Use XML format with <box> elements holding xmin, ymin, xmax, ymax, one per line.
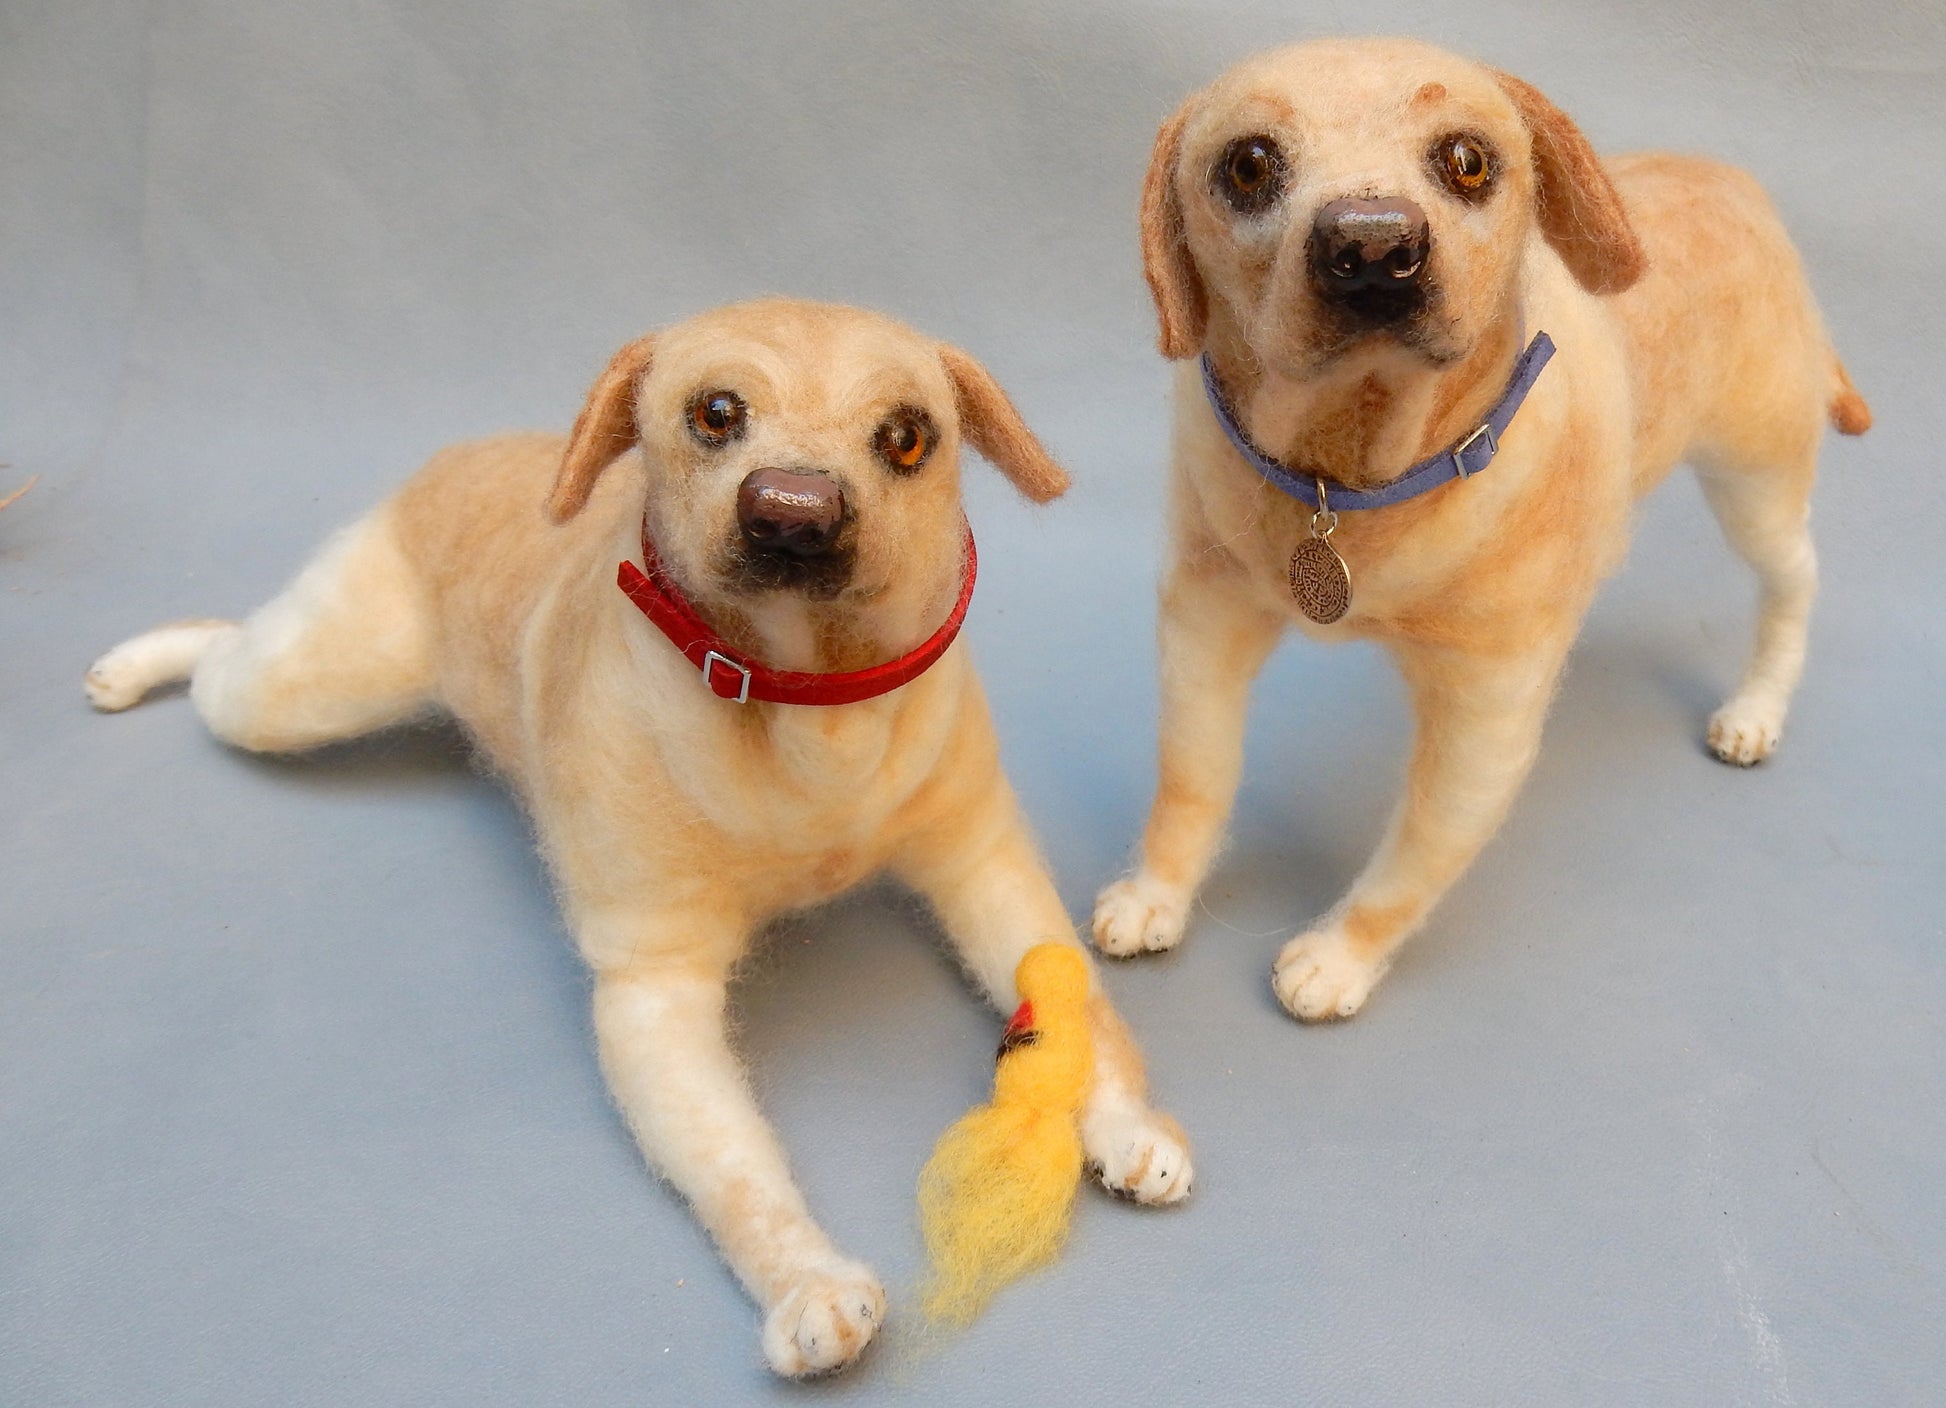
<box><xmin>1094</xmin><ymin>38</ymin><xmax>1871</xmax><ymax>1020</ymax></box>
<box><xmin>87</xmin><ymin>298</ymin><xmax>1193</xmax><ymax>1376</ymax></box>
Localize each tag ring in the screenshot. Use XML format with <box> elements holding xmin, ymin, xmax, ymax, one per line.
<box><xmin>1310</xmin><ymin>479</ymin><xmax>1338</xmax><ymax>538</ymax></box>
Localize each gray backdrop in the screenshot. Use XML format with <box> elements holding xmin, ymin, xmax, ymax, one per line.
<box><xmin>4</xmin><ymin>1</ymin><xmax>1942</xmax><ymax>1404</ymax></box>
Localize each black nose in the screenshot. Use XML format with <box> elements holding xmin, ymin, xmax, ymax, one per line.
<box><xmin>736</xmin><ymin>468</ymin><xmax>845</xmax><ymax>558</ymax></box>
<box><xmin>1309</xmin><ymin>197</ymin><xmax>1431</xmax><ymax>312</ymax></box>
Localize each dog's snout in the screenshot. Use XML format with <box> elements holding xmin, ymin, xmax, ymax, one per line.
<box><xmin>736</xmin><ymin>469</ymin><xmax>846</xmax><ymax>558</ymax></box>
<box><xmin>1309</xmin><ymin>197</ymin><xmax>1432</xmax><ymax>309</ymax></box>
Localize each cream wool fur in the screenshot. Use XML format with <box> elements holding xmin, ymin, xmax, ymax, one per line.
<box><xmin>87</xmin><ymin>299</ymin><xmax>1192</xmax><ymax>1378</ymax></box>
<box><xmin>1096</xmin><ymin>38</ymin><xmax>1870</xmax><ymax>1020</ymax></box>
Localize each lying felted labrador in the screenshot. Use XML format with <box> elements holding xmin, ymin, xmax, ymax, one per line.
<box><xmin>1095</xmin><ymin>38</ymin><xmax>1871</xmax><ymax>1019</ymax></box>
<box><xmin>87</xmin><ymin>298</ymin><xmax>1192</xmax><ymax>1376</ymax></box>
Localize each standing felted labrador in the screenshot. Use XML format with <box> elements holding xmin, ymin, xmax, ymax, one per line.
<box><xmin>89</xmin><ymin>299</ymin><xmax>1192</xmax><ymax>1376</ymax></box>
<box><xmin>1096</xmin><ymin>39</ymin><xmax>1869</xmax><ymax>1019</ymax></box>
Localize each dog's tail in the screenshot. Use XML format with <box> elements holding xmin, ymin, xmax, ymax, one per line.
<box><xmin>85</xmin><ymin>619</ymin><xmax>236</xmax><ymax>712</ymax></box>
<box><xmin>1829</xmin><ymin>356</ymin><xmax>1872</xmax><ymax>437</ymax></box>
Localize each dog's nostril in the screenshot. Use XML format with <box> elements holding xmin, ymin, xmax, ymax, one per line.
<box><xmin>1382</xmin><ymin>246</ymin><xmax>1424</xmax><ymax>279</ymax></box>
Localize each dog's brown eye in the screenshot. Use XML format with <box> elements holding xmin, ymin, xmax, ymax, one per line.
<box><xmin>688</xmin><ymin>390</ymin><xmax>747</xmax><ymax>445</ymax></box>
<box><xmin>1437</xmin><ymin>135</ymin><xmax>1493</xmax><ymax>195</ymax></box>
<box><xmin>873</xmin><ymin>408</ymin><xmax>934</xmax><ymax>473</ymax></box>
<box><xmin>1215</xmin><ymin>134</ymin><xmax>1286</xmax><ymax>214</ymax></box>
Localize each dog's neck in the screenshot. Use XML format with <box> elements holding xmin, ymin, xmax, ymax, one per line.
<box><xmin>615</xmin><ymin>516</ymin><xmax>961</xmax><ymax>678</ymax></box>
<box><xmin>726</xmin><ymin>588</ymin><xmax>953</xmax><ymax>676</ymax></box>
<box><xmin>1207</xmin><ymin>308</ymin><xmax>1526</xmax><ymax>492</ymax></box>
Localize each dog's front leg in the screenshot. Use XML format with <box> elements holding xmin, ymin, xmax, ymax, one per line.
<box><xmin>1273</xmin><ymin>633</ymin><xmax>1571</xmax><ymax>1021</ymax></box>
<box><xmin>898</xmin><ymin>796</ymin><xmax>1194</xmax><ymax>1205</ymax></box>
<box><xmin>588</xmin><ymin>931</ymin><xmax>884</xmax><ymax>1377</ymax></box>
<box><xmin>1093</xmin><ymin>555</ymin><xmax>1285</xmax><ymax>956</ymax></box>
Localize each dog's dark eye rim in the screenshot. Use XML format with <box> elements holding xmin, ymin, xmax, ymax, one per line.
<box><xmin>1212</xmin><ymin>133</ymin><xmax>1287</xmax><ymax>213</ymax></box>
<box><xmin>872</xmin><ymin>406</ymin><xmax>937</xmax><ymax>473</ymax></box>
<box><xmin>1430</xmin><ymin>132</ymin><xmax>1497</xmax><ymax>199</ymax></box>
<box><xmin>686</xmin><ymin>388</ymin><xmax>749</xmax><ymax>445</ymax></box>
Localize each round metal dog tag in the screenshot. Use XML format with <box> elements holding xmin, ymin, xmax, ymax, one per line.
<box><xmin>1288</xmin><ymin>535</ymin><xmax>1351</xmax><ymax>624</ymax></box>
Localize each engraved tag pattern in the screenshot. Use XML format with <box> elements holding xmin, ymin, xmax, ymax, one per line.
<box><xmin>1289</xmin><ymin>481</ymin><xmax>1352</xmax><ymax>625</ymax></box>
<box><xmin>1288</xmin><ymin>535</ymin><xmax>1351</xmax><ymax>624</ymax></box>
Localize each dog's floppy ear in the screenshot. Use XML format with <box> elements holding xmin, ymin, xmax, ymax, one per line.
<box><xmin>547</xmin><ymin>334</ymin><xmax>657</xmax><ymax>522</ymax></box>
<box><xmin>1139</xmin><ymin>97</ymin><xmax>1209</xmax><ymax>360</ymax></box>
<box><xmin>937</xmin><ymin>344</ymin><xmax>1071</xmax><ymax>504</ymax></box>
<box><xmin>1492</xmin><ymin>70</ymin><xmax>1646</xmax><ymax>295</ymax></box>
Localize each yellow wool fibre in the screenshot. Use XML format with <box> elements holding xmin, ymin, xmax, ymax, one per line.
<box><xmin>918</xmin><ymin>942</ymin><xmax>1093</xmax><ymax>1326</ymax></box>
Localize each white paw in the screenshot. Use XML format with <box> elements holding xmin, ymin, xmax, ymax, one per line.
<box><xmin>83</xmin><ymin>648</ymin><xmax>150</xmax><ymax>712</ymax></box>
<box><xmin>1091</xmin><ymin>874</ymin><xmax>1190</xmax><ymax>958</ymax></box>
<box><xmin>1707</xmin><ymin>694</ymin><xmax>1784</xmax><ymax>767</ymax></box>
<box><xmin>1273</xmin><ymin>929</ymin><xmax>1385</xmax><ymax>1022</ymax></box>
<box><xmin>1082</xmin><ymin>1104</ymin><xmax>1194</xmax><ymax>1205</ymax></box>
<box><xmin>760</xmin><ymin>1261</ymin><xmax>886</xmax><ymax>1378</ymax></box>
<box><xmin>84</xmin><ymin>622</ymin><xmax>230</xmax><ymax>712</ymax></box>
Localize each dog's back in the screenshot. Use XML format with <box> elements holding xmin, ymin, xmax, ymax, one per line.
<box><xmin>386</xmin><ymin>431</ymin><xmax>628</xmax><ymax>769</ymax></box>
<box><xmin>1605</xmin><ymin>152</ymin><xmax>1870</xmax><ymax>494</ymax></box>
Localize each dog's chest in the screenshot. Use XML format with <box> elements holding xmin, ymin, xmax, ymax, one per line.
<box><xmin>662</xmin><ymin>697</ymin><xmax>943</xmax><ymax>878</ymax></box>
<box><xmin>1196</xmin><ymin>470</ymin><xmax>1431</xmax><ymax>632</ymax></box>
<box><xmin>1183</xmin><ymin>403</ymin><xmax>1576</xmax><ymax>638</ymax></box>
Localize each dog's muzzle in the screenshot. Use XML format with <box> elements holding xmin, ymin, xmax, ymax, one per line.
<box><xmin>1308</xmin><ymin>196</ymin><xmax>1432</xmax><ymax>324</ymax></box>
<box><xmin>730</xmin><ymin>467</ymin><xmax>854</xmax><ymax>594</ymax></box>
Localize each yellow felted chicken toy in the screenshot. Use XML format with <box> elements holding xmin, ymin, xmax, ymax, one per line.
<box><xmin>918</xmin><ymin>942</ymin><xmax>1093</xmax><ymax>1326</ymax></box>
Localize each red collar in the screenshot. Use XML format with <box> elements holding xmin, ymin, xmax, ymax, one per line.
<box><xmin>616</xmin><ymin>521</ymin><xmax>977</xmax><ymax>705</ymax></box>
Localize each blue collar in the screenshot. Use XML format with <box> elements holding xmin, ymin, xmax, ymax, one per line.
<box><xmin>1199</xmin><ymin>331</ymin><xmax>1555</xmax><ymax>512</ymax></box>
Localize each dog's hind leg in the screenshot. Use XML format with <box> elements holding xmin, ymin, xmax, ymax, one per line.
<box><xmin>87</xmin><ymin>506</ymin><xmax>436</xmax><ymax>753</ymax></box>
<box><xmin>84</xmin><ymin>620</ymin><xmax>239</xmax><ymax>711</ymax></box>
<box><xmin>1693</xmin><ymin>448</ymin><xmax>1819</xmax><ymax>767</ymax></box>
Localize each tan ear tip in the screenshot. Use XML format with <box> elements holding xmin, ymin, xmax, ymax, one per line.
<box><xmin>1597</xmin><ymin>245</ymin><xmax>1649</xmax><ymax>295</ymax></box>
<box><xmin>544</xmin><ymin>475</ymin><xmax>586</xmax><ymax>523</ymax></box>
<box><xmin>1153</xmin><ymin>301</ymin><xmax>1205</xmax><ymax>359</ymax></box>
<box><xmin>1157</xmin><ymin>329</ymin><xmax>1198</xmax><ymax>361</ymax></box>
<box><xmin>1030</xmin><ymin>463</ymin><xmax>1073</xmax><ymax>504</ymax></box>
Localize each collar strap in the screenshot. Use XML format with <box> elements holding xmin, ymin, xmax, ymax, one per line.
<box><xmin>616</xmin><ymin>523</ymin><xmax>977</xmax><ymax>706</ymax></box>
<box><xmin>1200</xmin><ymin>331</ymin><xmax>1555</xmax><ymax>512</ymax></box>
